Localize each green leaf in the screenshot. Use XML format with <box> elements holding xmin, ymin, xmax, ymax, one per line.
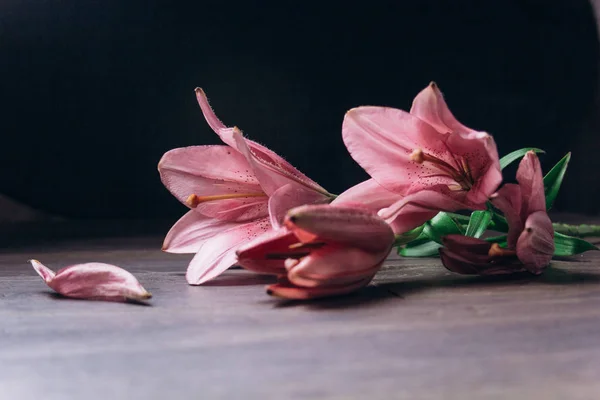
<box><xmin>399</xmin><ymin>240</ymin><xmax>441</xmax><ymax>257</ymax></box>
<box><xmin>500</xmin><ymin>147</ymin><xmax>545</xmax><ymax>170</ymax></box>
<box><xmin>484</xmin><ymin>234</ymin><xmax>508</xmax><ymax>247</ymax></box>
<box><xmin>464</xmin><ymin>211</ymin><xmax>492</xmax><ymax>238</ymax></box>
<box><xmin>392</xmin><ymin>224</ymin><xmax>425</xmax><ymax>247</ymax></box>
<box><xmin>543</xmin><ymin>152</ymin><xmax>571</xmax><ymax>210</ymax></box>
<box><xmin>553</xmin><ymin>232</ymin><xmax>598</xmax><ymax>256</ymax></box>
<box><xmin>422</xmin><ymin>212</ymin><xmax>464</xmax><ymax>244</ymax></box>
<box><xmin>490</xmin><ymin>212</ymin><xmax>509</xmax><ymax>233</ymax></box>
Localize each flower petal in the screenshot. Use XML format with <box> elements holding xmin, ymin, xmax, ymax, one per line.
<box><xmin>158</xmin><ymin>145</ymin><xmax>264</xmax><ymax>207</ymax></box>
<box><xmin>332</xmin><ymin>178</ymin><xmax>402</xmax><ymax>212</ymax></box>
<box><xmin>287</xmin><ymin>246</ymin><xmax>383</xmax><ymax>288</ymax></box>
<box><xmin>235</xmin><ymin>229</ymin><xmax>298</xmax><ymax>275</ymax></box>
<box><xmin>410</xmin><ymin>82</ymin><xmax>474</xmax><ymax>134</ymax></box>
<box><xmin>444</xmin><ymin>131</ymin><xmax>502</xmax><ymax>206</ymax></box>
<box><xmin>162</xmin><ymin>211</ymin><xmax>240</xmax><ymax>254</ymax></box>
<box><xmin>268</xmin><ymin>184</ymin><xmax>330</xmax><ymax>229</ymax></box>
<box><xmin>342</xmin><ymin>106</ymin><xmax>449</xmax><ymax>194</ymax></box>
<box><xmin>186</xmin><ymin>217</ymin><xmax>273</xmax><ymax>285</ymax></box>
<box><xmin>30</xmin><ymin>260</ymin><xmax>151</xmax><ymax>301</ymax></box>
<box><xmin>491</xmin><ymin>183</ymin><xmax>523</xmax><ymax>248</ymax></box>
<box><xmin>516</xmin><ymin>211</ymin><xmax>554</xmax><ymax>273</ymax></box>
<box><xmin>195</xmin><ymin>88</ymin><xmax>238</xmax><ymax>147</ymax></box>
<box><xmin>516</xmin><ymin>151</ymin><xmax>546</xmax><ymax>217</ymax></box>
<box><xmin>231</xmin><ymin>127</ymin><xmax>328</xmax><ymax>197</ymax></box>
<box><xmin>266</xmin><ymin>276</ymin><xmax>373</xmax><ymax>300</ymax></box>
<box><xmin>285</xmin><ymin>204</ymin><xmax>395</xmax><ymax>254</ymax></box>
<box><xmin>378</xmin><ymin>188</ymin><xmax>473</xmax><ymax>234</ymax></box>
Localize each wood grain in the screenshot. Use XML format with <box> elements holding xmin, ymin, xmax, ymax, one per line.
<box><xmin>1</xmin><ymin>226</ymin><xmax>600</xmax><ymax>400</ymax></box>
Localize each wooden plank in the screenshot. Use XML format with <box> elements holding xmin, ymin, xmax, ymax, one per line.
<box><xmin>1</xmin><ymin>232</ymin><xmax>600</xmax><ymax>399</ymax></box>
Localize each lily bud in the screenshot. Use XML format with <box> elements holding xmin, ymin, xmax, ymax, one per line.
<box><xmin>237</xmin><ymin>204</ymin><xmax>394</xmax><ymax>300</ymax></box>
<box><xmin>30</xmin><ymin>260</ymin><xmax>152</xmax><ymax>302</ymax></box>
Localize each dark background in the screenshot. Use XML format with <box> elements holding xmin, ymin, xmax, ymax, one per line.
<box><xmin>1</xmin><ymin>0</ymin><xmax>599</xmax><ymax>220</ymax></box>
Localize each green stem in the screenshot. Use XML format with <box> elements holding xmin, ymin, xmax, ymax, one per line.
<box><xmin>552</xmin><ymin>223</ymin><xmax>600</xmax><ymax>238</ymax></box>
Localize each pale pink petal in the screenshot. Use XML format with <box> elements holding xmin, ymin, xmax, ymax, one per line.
<box><xmin>492</xmin><ymin>183</ymin><xmax>523</xmax><ymax>248</ymax></box>
<box><xmin>342</xmin><ymin>106</ymin><xmax>450</xmax><ymax>194</ymax></box>
<box><xmin>410</xmin><ymin>82</ymin><xmax>474</xmax><ymax>134</ymax></box>
<box><xmin>193</xmin><ymin>197</ymin><xmax>268</xmax><ymax>222</ymax></box>
<box><xmin>186</xmin><ymin>217</ymin><xmax>273</xmax><ymax>285</ymax></box>
<box><xmin>287</xmin><ymin>246</ymin><xmax>383</xmax><ymax>288</ymax></box>
<box><xmin>516</xmin><ymin>211</ymin><xmax>554</xmax><ymax>273</ymax></box>
<box><xmin>236</xmin><ymin>229</ymin><xmax>298</xmax><ymax>275</ymax></box>
<box><xmin>268</xmin><ymin>184</ymin><xmax>331</xmax><ymax>229</ymax></box>
<box><xmin>158</xmin><ymin>145</ymin><xmax>264</xmax><ymax>207</ymax></box>
<box><xmin>378</xmin><ymin>188</ymin><xmax>473</xmax><ymax>234</ymax></box>
<box><xmin>232</xmin><ymin>128</ymin><xmax>328</xmax><ymax>197</ymax></box>
<box><xmin>196</xmin><ymin>88</ymin><xmax>327</xmax><ymax>196</ymax></box>
<box><xmin>516</xmin><ymin>151</ymin><xmax>546</xmax><ymax>217</ymax></box>
<box><xmin>332</xmin><ymin>178</ymin><xmax>402</xmax><ymax>212</ymax></box>
<box><xmin>31</xmin><ymin>258</ymin><xmax>55</xmax><ymax>282</ymax></box>
<box><xmin>285</xmin><ymin>204</ymin><xmax>395</xmax><ymax>253</ymax></box>
<box><xmin>195</xmin><ymin>88</ymin><xmax>237</xmax><ymax>147</ymax></box>
<box><xmin>30</xmin><ymin>260</ymin><xmax>151</xmax><ymax>302</ymax></box>
<box><xmin>162</xmin><ymin>211</ymin><xmax>240</xmax><ymax>254</ymax></box>
<box><xmin>266</xmin><ymin>276</ymin><xmax>374</xmax><ymax>300</ymax></box>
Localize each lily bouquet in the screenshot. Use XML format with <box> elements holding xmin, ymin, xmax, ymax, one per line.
<box><xmin>32</xmin><ymin>83</ymin><xmax>599</xmax><ymax>302</ymax></box>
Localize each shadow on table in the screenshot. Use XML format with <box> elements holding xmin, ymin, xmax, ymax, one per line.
<box><xmin>378</xmin><ymin>267</ymin><xmax>600</xmax><ymax>299</ymax></box>
<box><xmin>271</xmin><ymin>266</ymin><xmax>600</xmax><ymax>309</ymax></box>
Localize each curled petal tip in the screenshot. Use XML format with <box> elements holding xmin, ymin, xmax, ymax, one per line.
<box><xmin>428</xmin><ymin>81</ymin><xmax>438</xmax><ymax>88</ymax></box>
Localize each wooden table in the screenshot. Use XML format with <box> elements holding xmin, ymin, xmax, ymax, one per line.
<box><xmin>2</xmin><ymin>220</ymin><xmax>600</xmax><ymax>399</ymax></box>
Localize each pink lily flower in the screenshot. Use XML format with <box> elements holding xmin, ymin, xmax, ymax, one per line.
<box><xmin>440</xmin><ymin>151</ymin><xmax>554</xmax><ymax>275</ymax></box>
<box><xmin>342</xmin><ymin>82</ymin><xmax>502</xmax><ymax>233</ymax></box>
<box><xmin>158</xmin><ymin>89</ymin><xmax>332</xmax><ymax>284</ymax></box>
<box><xmin>30</xmin><ymin>260</ymin><xmax>151</xmax><ymax>302</ymax></box>
<box><xmin>236</xmin><ymin>204</ymin><xmax>395</xmax><ymax>300</ymax></box>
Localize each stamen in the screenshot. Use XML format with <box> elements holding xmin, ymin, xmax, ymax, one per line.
<box><xmin>488</xmin><ymin>243</ymin><xmax>517</xmax><ymax>257</ymax></box>
<box><xmin>185</xmin><ymin>192</ymin><xmax>266</xmax><ymax>208</ymax></box>
<box><xmin>410</xmin><ymin>148</ymin><xmax>425</xmax><ymax>163</ymax></box>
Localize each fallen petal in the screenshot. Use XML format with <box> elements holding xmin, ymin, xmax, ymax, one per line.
<box><xmin>29</xmin><ymin>260</ymin><xmax>151</xmax><ymax>302</ymax></box>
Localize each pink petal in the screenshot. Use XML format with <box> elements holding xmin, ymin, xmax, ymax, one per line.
<box><xmin>195</xmin><ymin>88</ymin><xmax>238</xmax><ymax>148</ymax></box>
<box><xmin>342</xmin><ymin>106</ymin><xmax>450</xmax><ymax>194</ymax></box>
<box><xmin>235</xmin><ymin>229</ymin><xmax>298</xmax><ymax>275</ymax></box>
<box><xmin>410</xmin><ymin>82</ymin><xmax>474</xmax><ymax>134</ymax></box>
<box><xmin>491</xmin><ymin>183</ymin><xmax>523</xmax><ymax>248</ymax></box>
<box><xmin>30</xmin><ymin>260</ymin><xmax>151</xmax><ymax>302</ymax></box>
<box><xmin>287</xmin><ymin>246</ymin><xmax>383</xmax><ymax>288</ymax></box>
<box><xmin>196</xmin><ymin>88</ymin><xmax>327</xmax><ymax>197</ymax></box>
<box><xmin>285</xmin><ymin>204</ymin><xmax>395</xmax><ymax>254</ymax></box>
<box><xmin>158</xmin><ymin>145</ymin><xmax>265</xmax><ymax>210</ymax></box>
<box><xmin>186</xmin><ymin>217</ymin><xmax>273</xmax><ymax>285</ymax></box>
<box><xmin>378</xmin><ymin>187</ymin><xmax>473</xmax><ymax>234</ymax></box>
<box><xmin>266</xmin><ymin>276</ymin><xmax>374</xmax><ymax>300</ymax></box>
<box><xmin>268</xmin><ymin>184</ymin><xmax>331</xmax><ymax>229</ymax></box>
<box><xmin>162</xmin><ymin>211</ymin><xmax>240</xmax><ymax>254</ymax></box>
<box><xmin>443</xmin><ymin>130</ymin><xmax>502</xmax><ymax>206</ymax></box>
<box><xmin>516</xmin><ymin>211</ymin><xmax>554</xmax><ymax>273</ymax></box>
<box><xmin>516</xmin><ymin>151</ymin><xmax>546</xmax><ymax>217</ymax></box>
<box><xmin>439</xmin><ymin>248</ymin><xmax>525</xmax><ymax>276</ymax></box>
<box><xmin>332</xmin><ymin>178</ymin><xmax>402</xmax><ymax>212</ymax></box>
<box><xmin>231</xmin><ymin>128</ymin><xmax>328</xmax><ymax>197</ymax></box>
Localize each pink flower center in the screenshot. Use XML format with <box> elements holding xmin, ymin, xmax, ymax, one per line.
<box><xmin>410</xmin><ymin>148</ymin><xmax>474</xmax><ymax>191</ymax></box>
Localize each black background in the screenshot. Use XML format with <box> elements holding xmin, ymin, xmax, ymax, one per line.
<box><xmin>1</xmin><ymin>0</ymin><xmax>598</xmax><ymax>220</ymax></box>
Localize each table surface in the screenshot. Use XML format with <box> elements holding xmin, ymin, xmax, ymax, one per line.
<box><xmin>2</xmin><ymin>220</ymin><xmax>600</xmax><ymax>400</ymax></box>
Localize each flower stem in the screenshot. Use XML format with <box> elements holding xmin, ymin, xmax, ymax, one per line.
<box><xmin>552</xmin><ymin>223</ymin><xmax>600</xmax><ymax>238</ymax></box>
